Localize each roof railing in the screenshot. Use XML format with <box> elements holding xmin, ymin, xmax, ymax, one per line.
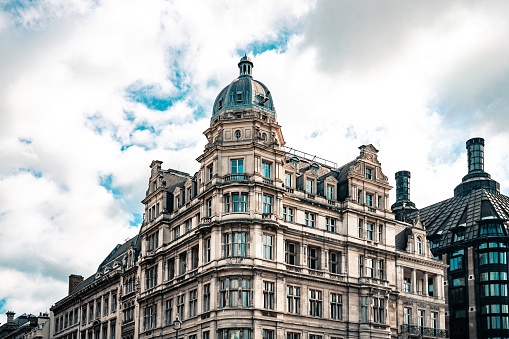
<box><xmin>282</xmin><ymin>146</ymin><xmax>337</xmax><ymax>169</ymax></box>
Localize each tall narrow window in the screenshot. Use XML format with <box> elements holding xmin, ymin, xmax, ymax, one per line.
<box><xmin>366</xmin><ymin>194</ymin><xmax>373</xmax><ymax>206</ymax></box>
<box><xmin>225</xmin><ymin>195</ymin><xmax>231</xmax><ymax>213</ymax></box>
<box><xmin>330</xmin><ymin>293</ymin><xmax>342</xmax><ymax>320</ymax></box>
<box><xmin>287</xmin><ymin>285</ymin><xmax>300</xmax><ymax>314</ymax></box>
<box><xmin>263</xmin><ymin>234</ymin><xmax>274</xmax><ymax>260</ymax></box>
<box><xmin>285</xmin><ymin>173</ymin><xmax>292</xmax><ymax>187</ymax></box>
<box><xmin>206</xmin><ymin>198</ymin><xmax>212</xmax><ymax>217</ymax></box>
<box><xmin>378</xmin><ymin>224</ymin><xmax>383</xmax><ymax>242</ymax></box>
<box><xmin>358</xmin><ymin>219</ymin><xmax>364</xmax><ymax>238</ymax></box>
<box><xmin>361</xmin><ymin>297</ymin><xmax>368</xmax><ymax>322</ymax></box>
<box><xmin>308</xmin><ymin>246</ymin><xmax>320</xmax><ymax>270</ymax></box>
<box><xmin>326</xmin><ymin>185</ymin><xmax>334</xmax><ymax>199</ymax></box>
<box><xmin>285</xmin><ymin>242</ymin><xmax>298</xmax><ymax>265</ymax></box>
<box><xmin>365</xmin><ymin>168</ymin><xmax>372</xmax><ymax>179</ymax></box>
<box><xmin>191</xmin><ymin>246</ymin><xmax>199</xmax><ymax>270</ymax></box>
<box><xmin>167</xmin><ymin>258</ymin><xmax>175</xmax><ymax>280</ymax></box>
<box><xmin>378</xmin><ymin>259</ymin><xmax>384</xmax><ymax>280</ymax></box>
<box><xmin>177</xmin><ymin>295</ymin><xmax>185</xmax><ymax>321</ymax></box>
<box><xmin>165</xmin><ymin>299</ymin><xmax>173</xmax><ymax>325</ymax></box>
<box><xmin>189</xmin><ymin>289</ymin><xmax>197</xmax><ymax>318</ymax></box>
<box><xmin>203</xmin><ymin>284</ymin><xmax>210</xmax><ymax>312</ymax></box>
<box><xmin>207</xmin><ymin>164</ymin><xmax>213</xmax><ymax>181</ymax></box>
<box><xmin>329</xmin><ymin>251</ymin><xmax>340</xmax><ymax>274</ymax></box>
<box><xmin>263</xmin><ymin>281</ymin><xmax>275</xmax><ymax>309</ymax></box>
<box><xmin>417</xmin><ymin>236</ymin><xmax>422</xmax><ymax>255</ymax></box>
<box><xmin>367</xmin><ymin>223</ymin><xmax>374</xmax><ymax>240</ymax></box>
<box><xmin>179</xmin><ymin>252</ymin><xmax>186</xmax><ymax>275</ymax></box>
<box><xmin>204</xmin><ymin>238</ymin><xmax>211</xmax><ymax>263</ymax></box>
<box><xmin>418</xmin><ymin>309</ymin><xmax>425</xmax><ymax>328</ymax></box>
<box><xmin>306</xmin><ymin>179</ymin><xmax>313</xmax><ymax>194</ymax></box>
<box><xmin>263</xmin><ymin>194</ymin><xmax>273</xmax><ymax>214</ymax></box>
<box><xmin>366</xmin><ymin>258</ymin><xmax>374</xmax><ymax>278</ymax></box>
<box><xmin>232</xmin><ymin>232</ymin><xmax>247</xmax><ymax>257</ymax></box>
<box><xmin>262</xmin><ymin>162</ymin><xmax>271</xmax><ymax>178</ymax></box>
<box><xmin>373</xmin><ymin>298</ymin><xmax>385</xmax><ymax>323</ymax></box>
<box><xmin>309</xmin><ymin>289</ymin><xmax>322</xmax><ymax>317</ymax></box>
<box><xmin>404</xmin><ymin>307</ymin><xmax>412</xmax><ymax>324</ymax></box>
<box><xmin>359</xmin><ymin>255</ymin><xmax>364</xmax><ymax>277</ymax></box>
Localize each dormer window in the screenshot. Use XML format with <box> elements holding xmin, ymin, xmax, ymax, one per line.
<box><xmin>237</xmin><ymin>92</ymin><xmax>242</xmax><ymax>102</ymax></box>
<box><xmin>218</xmin><ymin>98</ymin><xmax>223</xmax><ymax>109</ymax></box>
<box><xmin>365</xmin><ymin>168</ymin><xmax>373</xmax><ymax>180</ymax></box>
<box><xmin>261</xmin><ymin>133</ymin><xmax>267</xmax><ymax>141</ymax></box>
<box><xmin>236</xmin><ymin>113</ymin><xmax>242</xmax><ymax>119</ymax></box>
<box><xmin>262</xmin><ymin>161</ymin><xmax>271</xmax><ymax>178</ymax></box>
<box><xmin>285</xmin><ymin>173</ymin><xmax>292</xmax><ymax>187</ymax></box>
<box><xmin>235</xmin><ymin>130</ymin><xmax>241</xmax><ymax>140</ymax></box>
<box><xmin>416</xmin><ymin>236</ymin><xmax>423</xmax><ymax>254</ymax></box>
<box><xmin>311</xmin><ymin>164</ymin><xmax>319</xmax><ymax>174</ymax></box>
<box><xmin>326</xmin><ymin>185</ymin><xmax>334</xmax><ymax>199</ymax></box>
<box><xmin>306</xmin><ymin>179</ymin><xmax>314</xmax><ymax>194</ymax></box>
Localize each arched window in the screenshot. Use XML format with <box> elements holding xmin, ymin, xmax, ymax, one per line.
<box><xmin>417</xmin><ymin>236</ymin><xmax>423</xmax><ymax>255</ymax></box>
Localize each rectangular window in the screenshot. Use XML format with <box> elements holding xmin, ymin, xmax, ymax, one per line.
<box><xmin>263</xmin><ymin>194</ymin><xmax>273</xmax><ymax>214</ymax></box>
<box><xmin>219</xmin><ymin>280</ymin><xmax>227</xmax><ymax>308</ymax></box>
<box><xmin>404</xmin><ymin>307</ymin><xmax>412</xmax><ymax>324</ymax></box>
<box><xmin>418</xmin><ymin>309</ymin><xmax>425</xmax><ymax>327</ymax></box>
<box><xmin>285</xmin><ymin>173</ymin><xmax>292</xmax><ymax>187</ymax></box>
<box><xmin>309</xmin><ymin>289</ymin><xmax>322</xmax><ymax>317</ymax></box>
<box><xmin>177</xmin><ymin>295</ymin><xmax>185</xmax><ymax>321</ymax></box>
<box><xmin>104</xmin><ymin>297</ymin><xmax>108</xmax><ymax>315</ymax></box>
<box><xmin>404</xmin><ymin>276</ymin><xmax>412</xmax><ymax>292</ymax></box>
<box><xmin>308</xmin><ymin>246</ymin><xmax>320</xmax><ymax>270</ymax></box>
<box><xmin>231</xmin><ymin>159</ymin><xmax>244</xmax><ymax>174</ymax></box>
<box><xmin>263</xmin><ymin>330</ymin><xmax>274</xmax><ymax>339</ymax></box>
<box><xmin>366</xmin><ymin>258</ymin><xmax>374</xmax><ymax>277</ymax></box>
<box><xmin>185</xmin><ymin>219</ymin><xmax>192</xmax><ymax>233</ymax></box>
<box><xmin>366</xmin><ymin>194</ymin><xmax>373</xmax><ymax>207</ymax></box>
<box><xmin>179</xmin><ymin>252</ymin><xmax>187</xmax><ymax>275</ymax></box>
<box><xmin>361</xmin><ymin>297</ymin><xmax>368</xmax><ymax>322</ymax></box>
<box><xmin>365</xmin><ymin>168</ymin><xmax>372</xmax><ymax>179</ymax></box>
<box><xmin>305</xmin><ymin>212</ymin><xmax>316</xmax><ymax>227</ymax></box>
<box><xmin>109</xmin><ymin>323</ymin><xmax>115</xmax><ymax>339</ymax></box>
<box><xmin>373</xmin><ymin>298</ymin><xmax>385</xmax><ymax>323</ymax></box>
<box><xmin>204</xmin><ymin>238</ymin><xmax>211</xmax><ymax>263</ymax></box>
<box><xmin>225</xmin><ymin>194</ymin><xmax>231</xmax><ymax>213</ymax></box>
<box><xmin>82</xmin><ymin>306</ymin><xmax>87</xmax><ymax>324</ymax></box>
<box><xmin>207</xmin><ymin>164</ymin><xmax>213</xmax><ymax>181</ymax></box>
<box><xmin>263</xmin><ymin>234</ymin><xmax>274</xmax><ymax>260</ymax></box>
<box><xmin>203</xmin><ymin>284</ymin><xmax>210</xmax><ymax>312</ymax></box>
<box><xmin>206</xmin><ymin>198</ymin><xmax>212</xmax><ymax>217</ymax></box>
<box><xmin>431</xmin><ymin>312</ymin><xmax>438</xmax><ymax>329</ymax></box>
<box><xmin>367</xmin><ymin>223</ymin><xmax>374</xmax><ymax>240</ymax></box>
<box><xmin>263</xmin><ymin>281</ymin><xmax>275</xmax><ymax>309</ymax></box>
<box><xmin>326</xmin><ymin>217</ymin><xmax>336</xmax><ymax>232</ymax></box>
<box><xmin>378</xmin><ymin>259</ymin><xmax>384</xmax><ymax>280</ymax></box>
<box><xmin>309</xmin><ymin>336</ymin><xmax>322</xmax><ymax>339</ymax></box>
<box><xmin>222</xmin><ymin>233</ymin><xmax>230</xmax><ymax>258</ymax></box>
<box><xmin>232</xmin><ymin>193</ymin><xmax>247</xmax><ymax>212</ymax></box>
<box><xmin>262</xmin><ymin>162</ymin><xmax>271</xmax><ymax>178</ymax></box>
<box><xmin>145</xmin><ymin>265</ymin><xmax>158</xmax><ymax>289</ymax></box>
<box><xmin>326</xmin><ymin>185</ymin><xmax>334</xmax><ymax>199</ymax></box>
<box><xmin>330</xmin><ymin>293</ymin><xmax>342</xmax><ymax>320</ymax></box>
<box><xmin>287</xmin><ymin>333</ymin><xmax>301</xmax><ymax>339</ymax></box>
<box><xmin>329</xmin><ymin>251</ymin><xmax>340</xmax><ymax>274</ymax></box>
<box><xmin>191</xmin><ymin>245</ymin><xmax>199</xmax><ymax>270</ymax></box>
<box><xmin>359</xmin><ymin>255</ymin><xmax>364</xmax><ymax>277</ymax></box>
<box><xmin>285</xmin><ymin>242</ymin><xmax>298</xmax><ymax>265</ymax></box>
<box><xmin>96</xmin><ymin>300</ymin><xmax>101</xmax><ymax>318</ymax></box>
<box><xmin>165</xmin><ymin>299</ymin><xmax>173</xmax><ymax>326</ymax></box>
<box><xmin>233</xmin><ymin>232</ymin><xmax>247</xmax><ymax>257</ymax></box>
<box><xmin>143</xmin><ymin>305</ymin><xmax>156</xmax><ymax>330</ymax></box>
<box><xmin>173</xmin><ymin>226</ymin><xmax>180</xmax><ymax>240</ymax></box>
<box><xmin>189</xmin><ymin>289</ymin><xmax>197</xmax><ymax>318</ymax></box>
<box><xmin>229</xmin><ymin>279</ymin><xmax>239</xmax><ymax>307</ymax></box>
<box><xmin>306</xmin><ymin>179</ymin><xmax>313</xmax><ymax>194</ymax></box>
<box><xmin>167</xmin><ymin>258</ymin><xmax>175</xmax><ymax>280</ymax></box>
<box><xmin>358</xmin><ymin>219</ymin><xmax>363</xmax><ymax>238</ymax></box>
<box><xmin>378</xmin><ymin>224</ymin><xmax>383</xmax><ymax>242</ymax></box>
<box><xmin>287</xmin><ymin>285</ymin><xmax>300</xmax><ymax>314</ymax></box>
<box><xmin>283</xmin><ymin>206</ymin><xmax>294</xmax><ymax>222</ymax></box>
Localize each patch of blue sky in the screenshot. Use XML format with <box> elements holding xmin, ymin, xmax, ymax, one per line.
<box><xmin>19</xmin><ymin>138</ymin><xmax>32</xmax><ymax>144</ymax></box>
<box><xmin>129</xmin><ymin>213</ymin><xmax>143</xmax><ymax>227</ymax></box>
<box><xmin>0</xmin><ymin>298</ymin><xmax>6</xmax><ymax>312</ymax></box>
<box><xmin>99</xmin><ymin>174</ymin><xmax>122</xmax><ymax>198</ymax></box>
<box><xmin>237</xmin><ymin>25</ymin><xmax>299</xmax><ymax>57</ymax></box>
<box><xmin>18</xmin><ymin>168</ymin><xmax>42</xmax><ymax>177</ymax></box>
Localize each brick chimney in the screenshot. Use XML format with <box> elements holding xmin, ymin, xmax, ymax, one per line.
<box><xmin>6</xmin><ymin>311</ymin><xmax>15</xmax><ymax>323</ymax></box>
<box><xmin>68</xmin><ymin>274</ymin><xmax>84</xmax><ymax>295</ymax></box>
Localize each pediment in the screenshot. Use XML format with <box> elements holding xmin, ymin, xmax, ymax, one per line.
<box><xmin>284</xmin><ymin>163</ymin><xmax>297</xmax><ymax>172</ymax></box>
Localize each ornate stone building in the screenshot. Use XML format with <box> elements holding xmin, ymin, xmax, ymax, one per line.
<box><xmin>51</xmin><ymin>56</ymin><xmax>448</xmax><ymax>339</ymax></box>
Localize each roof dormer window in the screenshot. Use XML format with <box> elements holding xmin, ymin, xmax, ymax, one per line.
<box><xmin>218</xmin><ymin>98</ymin><xmax>223</xmax><ymax>109</ymax></box>
<box><xmin>237</xmin><ymin>92</ymin><xmax>242</xmax><ymax>102</ymax></box>
<box><xmin>311</xmin><ymin>163</ymin><xmax>319</xmax><ymax>174</ymax></box>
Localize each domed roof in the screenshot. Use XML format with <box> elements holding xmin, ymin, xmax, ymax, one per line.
<box><xmin>212</xmin><ymin>56</ymin><xmax>275</xmax><ymax>119</ymax></box>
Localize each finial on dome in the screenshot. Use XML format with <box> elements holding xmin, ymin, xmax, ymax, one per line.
<box><xmin>238</xmin><ymin>54</ymin><xmax>253</xmax><ymax>77</ymax></box>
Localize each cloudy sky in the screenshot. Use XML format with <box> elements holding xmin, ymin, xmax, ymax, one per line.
<box><xmin>1</xmin><ymin>0</ymin><xmax>509</xmax><ymax>322</ymax></box>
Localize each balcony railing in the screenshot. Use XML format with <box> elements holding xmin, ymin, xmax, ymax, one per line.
<box><xmin>263</xmin><ymin>178</ymin><xmax>273</xmax><ymax>185</ymax></box>
<box><xmin>401</xmin><ymin>324</ymin><xmax>448</xmax><ymax>338</ymax></box>
<box><xmin>285</xmin><ymin>187</ymin><xmax>294</xmax><ymax>193</ymax></box>
<box><xmin>224</xmin><ymin>174</ymin><xmax>248</xmax><ymax>182</ymax></box>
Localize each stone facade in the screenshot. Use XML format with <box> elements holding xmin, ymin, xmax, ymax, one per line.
<box><xmin>50</xmin><ymin>57</ymin><xmax>448</xmax><ymax>339</ymax></box>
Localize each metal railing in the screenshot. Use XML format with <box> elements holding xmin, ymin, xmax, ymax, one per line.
<box><xmin>401</xmin><ymin>324</ymin><xmax>448</xmax><ymax>338</ymax></box>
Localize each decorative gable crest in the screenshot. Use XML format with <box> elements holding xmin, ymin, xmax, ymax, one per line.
<box><xmin>358</xmin><ymin>144</ymin><xmax>380</xmax><ymax>164</ymax></box>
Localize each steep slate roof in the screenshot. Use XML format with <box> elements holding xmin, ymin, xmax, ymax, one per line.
<box><xmin>417</xmin><ymin>189</ymin><xmax>509</xmax><ymax>251</ymax></box>
<box><xmin>70</xmin><ymin>235</ymin><xmax>140</xmax><ymax>295</ymax></box>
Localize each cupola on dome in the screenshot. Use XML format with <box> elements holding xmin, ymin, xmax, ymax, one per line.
<box><xmin>211</xmin><ymin>55</ymin><xmax>275</xmax><ymax>119</ymax></box>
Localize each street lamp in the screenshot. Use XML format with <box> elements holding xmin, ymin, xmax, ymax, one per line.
<box><xmin>173</xmin><ymin>314</ymin><xmax>181</xmax><ymax>339</ymax></box>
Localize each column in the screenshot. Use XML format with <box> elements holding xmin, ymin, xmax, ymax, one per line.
<box><xmin>411</xmin><ymin>269</ymin><xmax>416</xmax><ymax>294</ymax></box>
<box><xmin>423</xmin><ymin>272</ymin><xmax>429</xmax><ymax>296</ymax></box>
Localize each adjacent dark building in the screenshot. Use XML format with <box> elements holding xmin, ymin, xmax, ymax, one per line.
<box><xmin>394</xmin><ymin>137</ymin><xmax>509</xmax><ymax>339</ymax></box>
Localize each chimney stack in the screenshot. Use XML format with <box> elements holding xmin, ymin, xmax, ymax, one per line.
<box><xmin>395</xmin><ymin>170</ymin><xmax>411</xmax><ymax>203</ymax></box>
<box><xmin>68</xmin><ymin>274</ymin><xmax>84</xmax><ymax>295</ymax></box>
<box><xmin>466</xmin><ymin>137</ymin><xmax>484</xmax><ymax>173</ymax></box>
<box><xmin>6</xmin><ymin>311</ymin><xmax>15</xmax><ymax>323</ymax></box>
